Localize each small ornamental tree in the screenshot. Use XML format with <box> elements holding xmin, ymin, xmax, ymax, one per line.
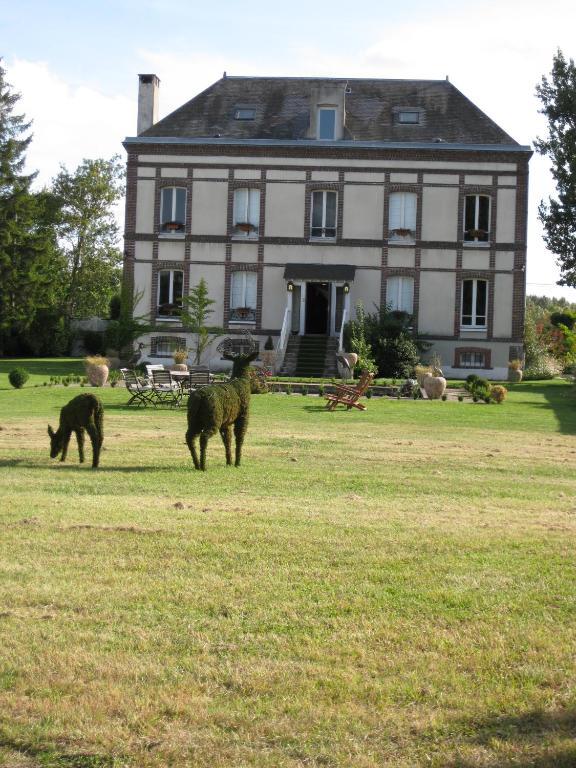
<box><xmin>104</xmin><ymin>283</ymin><xmax>153</xmax><ymax>363</ymax></box>
<box><xmin>180</xmin><ymin>278</ymin><xmax>224</xmax><ymax>365</ymax></box>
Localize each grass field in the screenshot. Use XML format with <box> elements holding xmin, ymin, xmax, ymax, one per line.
<box><xmin>0</xmin><ymin>367</ymin><xmax>575</xmax><ymax>767</ymax></box>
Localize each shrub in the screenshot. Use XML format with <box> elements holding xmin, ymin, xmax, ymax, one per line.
<box><xmin>248</xmin><ymin>366</ymin><xmax>269</xmax><ymax>394</ymax></box>
<box><xmin>441</xmin><ymin>394</ymin><xmax>447</xmax><ymax>401</ymax></box>
<box><xmin>8</xmin><ymin>368</ymin><xmax>29</xmax><ymax>389</ymax></box>
<box><xmin>491</xmin><ymin>385</ymin><xmax>507</xmax><ymax>403</ymax></box>
<box><xmin>374</xmin><ymin>335</ymin><xmax>420</xmax><ymax>378</ymax></box>
<box><xmin>301</xmin><ymin>386</ymin><xmax>308</xmax><ymax>396</ymax></box>
<box><xmin>264</xmin><ymin>335</ymin><xmax>274</xmax><ymax>351</ymax></box>
<box><xmin>458</xmin><ymin>395</ymin><xmax>463</xmax><ymax>402</ymax></box>
<box><xmin>285</xmin><ymin>384</ymin><xmax>292</xmax><ymax>395</ymax></box>
<box><xmin>83</xmin><ymin>330</ymin><xmax>106</xmax><ymax>355</ymax></box>
<box><xmin>318</xmin><ymin>384</ymin><xmax>325</xmax><ymax>397</ymax></box>
<box><xmin>524</xmin><ymin>355</ymin><xmax>562</xmax><ymax>380</ymax></box>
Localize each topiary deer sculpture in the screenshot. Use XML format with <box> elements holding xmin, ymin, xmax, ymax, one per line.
<box><xmin>48</xmin><ymin>393</ymin><xmax>104</xmax><ymax>468</ymax></box>
<box><xmin>186</xmin><ymin>335</ymin><xmax>258</xmax><ymax>470</ymax></box>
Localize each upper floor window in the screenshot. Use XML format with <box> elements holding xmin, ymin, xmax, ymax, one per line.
<box><xmin>461</xmin><ymin>278</ymin><xmax>487</xmax><ymax>329</ymax></box>
<box><xmin>230</xmin><ymin>271</ymin><xmax>257</xmax><ymax>323</ymax></box>
<box><xmin>387</xmin><ymin>276</ymin><xmax>414</xmax><ymax>314</ymax></box>
<box><xmin>234</xmin><ymin>107</ymin><xmax>255</xmax><ymax>120</ymax></box>
<box><xmin>318</xmin><ymin>108</ymin><xmax>336</xmax><ymax>140</ymax></box>
<box><xmin>389</xmin><ymin>192</ymin><xmax>417</xmax><ymax>241</ymax></box>
<box><xmin>397</xmin><ymin>110</ymin><xmax>420</xmax><ymax>124</ymax></box>
<box><xmin>233</xmin><ymin>188</ymin><xmax>260</xmax><ymax>238</ymax></box>
<box><xmin>311</xmin><ymin>190</ymin><xmax>337</xmax><ymax>239</ymax></box>
<box><xmin>157</xmin><ymin>269</ymin><xmax>183</xmax><ymax>317</ymax></box>
<box><xmin>464</xmin><ymin>194</ymin><xmax>490</xmax><ymax>243</ymax></box>
<box><xmin>160</xmin><ymin>187</ymin><xmax>186</xmax><ymax>233</ymax></box>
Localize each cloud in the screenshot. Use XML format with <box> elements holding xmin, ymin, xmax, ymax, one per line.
<box><xmin>6</xmin><ymin>58</ymin><xmax>134</xmax><ymax>186</ymax></box>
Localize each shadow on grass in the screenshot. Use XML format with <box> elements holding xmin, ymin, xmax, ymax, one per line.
<box><xmin>443</xmin><ymin>707</ymin><xmax>576</xmax><ymax>767</ymax></box>
<box><xmin>511</xmin><ymin>381</ymin><xmax>576</xmax><ymax>435</ymax></box>
<box><xmin>0</xmin><ymin>458</ymin><xmax>182</xmax><ymax>472</ymax></box>
<box><xmin>0</xmin><ymin>732</ymin><xmax>117</xmax><ymax>767</ymax></box>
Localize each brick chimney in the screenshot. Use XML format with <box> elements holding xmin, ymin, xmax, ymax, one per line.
<box><xmin>137</xmin><ymin>74</ymin><xmax>160</xmax><ymax>135</ymax></box>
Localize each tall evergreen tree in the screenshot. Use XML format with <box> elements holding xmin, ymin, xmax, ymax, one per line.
<box><xmin>535</xmin><ymin>49</ymin><xmax>576</xmax><ymax>287</ymax></box>
<box><xmin>51</xmin><ymin>156</ymin><xmax>124</xmax><ymax>327</ymax></box>
<box><xmin>0</xmin><ymin>61</ymin><xmax>60</xmax><ymax>355</ymax></box>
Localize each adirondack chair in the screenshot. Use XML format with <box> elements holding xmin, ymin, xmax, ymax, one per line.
<box><xmin>324</xmin><ymin>370</ymin><xmax>374</xmax><ymax>411</ymax></box>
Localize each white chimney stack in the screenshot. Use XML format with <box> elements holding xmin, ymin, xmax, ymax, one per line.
<box><xmin>137</xmin><ymin>74</ymin><xmax>160</xmax><ymax>135</ymax></box>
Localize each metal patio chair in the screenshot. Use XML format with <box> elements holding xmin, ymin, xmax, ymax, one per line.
<box><xmin>151</xmin><ymin>368</ymin><xmax>182</xmax><ymax>407</ymax></box>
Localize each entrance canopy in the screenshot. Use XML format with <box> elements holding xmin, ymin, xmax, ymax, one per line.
<box><xmin>283</xmin><ymin>264</ymin><xmax>356</xmax><ymax>282</ymax></box>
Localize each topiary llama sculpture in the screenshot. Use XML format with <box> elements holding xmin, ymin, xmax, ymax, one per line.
<box><xmin>186</xmin><ymin>335</ymin><xmax>258</xmax><ymax>470</ymax></box>
<box><xmin>48</xmin><ymin>393</ymin><xmax>104</xmax><ymax>468</ymax></box>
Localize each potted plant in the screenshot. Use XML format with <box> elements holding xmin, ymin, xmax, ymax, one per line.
<box><xmin>391</xmin><ymin>227</ymin><xmax>413</xmax><ymax>238</ymax></box>
<box><xmin>85</xmin><ymin>355</ymin><xmax>110</xmax><ymax>387</ymax></box>
<box><xmin>508</xmin><ymin>359</ymin><xmax>523</xmax><ymax>383</ymax></box>
<box><xmin>163</xmin><ymin>221</ymin><xmax>184</xmax><ymax>232</ymax></box>
<box><xmin>235</xmin><ymin>222</ymin><xmax>255</xmax><ymax>233</ymax></box>
<box><xmin>171</xmin><ymin>347</ymin><xmax>189</xmax><ymax>371</ymax></box>
<box><xmin>466</xmin><ymin>229</ymin><xmax>488</xmax><ymax>240</ymax></box>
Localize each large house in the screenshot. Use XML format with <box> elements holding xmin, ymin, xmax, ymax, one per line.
<box><xmin>123</xmin><ymin>73</ymin><xmax>531</xmax><ymax>377</ymax></box>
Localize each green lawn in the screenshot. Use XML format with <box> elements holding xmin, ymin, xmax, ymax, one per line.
<box><xmin>0</xmin><ymin>371</ymin><xmax>575</xmax><ymax>767</ymax></box>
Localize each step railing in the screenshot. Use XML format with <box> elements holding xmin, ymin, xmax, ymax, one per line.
<box><xmin>275</xmin><ymin>305</ymin><xmax>292</xmax><ymax>372</ymax></box>
<box><xmin>338</xmin><ymin>308</ymin><xmax>349</xmax><ymax>353</ymax></box>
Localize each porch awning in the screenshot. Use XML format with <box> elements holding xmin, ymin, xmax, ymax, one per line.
<box><xmin>283</xmin><ymin>264</ymin><xmax>356</xmax><ymax>282</ymax></box>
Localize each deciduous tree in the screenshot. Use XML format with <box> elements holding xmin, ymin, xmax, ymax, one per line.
<box><xmin>535</xmin><ymin>49</ymin><xmax>576</xmax><ymax>287</ymax></box>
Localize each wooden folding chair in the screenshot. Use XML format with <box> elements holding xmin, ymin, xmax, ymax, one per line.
<box><xmin>151</xmin><ymin>369</ymin><xmax>182</xmax><ymax>407</ymax></box>
<box><xmin>324</xmin><ymin>370</ymin><xmax>374</xmax><ymax>411</ymax></box>
<box><xmin>120</xmin><ymin>368</ymin><xmax>155</xmax><ymax>407</ymax></box>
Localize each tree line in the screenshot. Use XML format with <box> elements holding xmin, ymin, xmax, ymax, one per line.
<box><xmin>0</xmin><ymin>62</ymin><xmax>124</xmax><ymax>356</ymax></box>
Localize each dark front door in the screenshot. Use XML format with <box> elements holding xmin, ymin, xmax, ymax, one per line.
<box><xmin>305</xmin><ymin>282</ymin><xmax>330</xmax><ymax>334</ymax></box>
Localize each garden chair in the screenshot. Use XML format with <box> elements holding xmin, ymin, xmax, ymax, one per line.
<box><xmin>151</xmin><ymin>368</ymin><xmax>182</xmax><ymax>407</ymax></box>
<box><xmin>180</xmin><ymin>369</ymin><xmax>212</xmax><ymax>394</ymax></box>
<box><xmin>120</xmin><ymin>368</ymin><xmax>155</xmax><ymax>407</ymax></box>
<box><xmin>324</xmin><ymin>370</ymin><xmax>374</xmax><ymax>411</ymax></box>
<box><xmin>145</xmin><ymin>363</ymin><xmax>164</xmax><ymax>381</ymax></box>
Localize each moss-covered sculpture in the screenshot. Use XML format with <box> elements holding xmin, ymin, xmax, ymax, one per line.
<box><xmin>47</xmin><ymin>393</ymin><xmax>104</xmax><ymax>468</ymax></box>
<box><xmin>186</xmin><ymin>336</ymin><xmax>258</xmax><ymax>471</ymax></box>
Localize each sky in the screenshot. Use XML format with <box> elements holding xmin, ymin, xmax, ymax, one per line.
<box><xmin>2</xmin><ymin>0</ymin><xmax>576</xmax><ymax>302</ymax></box>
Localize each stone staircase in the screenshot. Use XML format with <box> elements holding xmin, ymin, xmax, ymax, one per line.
<box><xmin>280</xmin><ymin>335</ymin><xmax>339</xmax><ymax>378</ymax></box>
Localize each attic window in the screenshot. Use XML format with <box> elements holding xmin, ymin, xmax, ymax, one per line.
<box><xmin>234</xmin><ymin>108</ymin><xmax>255</xmax><ymax>120</ymax></box>
<box><xmin>397</xmin><ymin>110</ymin><xmax>421</xmax><ymax>124</ymax></box>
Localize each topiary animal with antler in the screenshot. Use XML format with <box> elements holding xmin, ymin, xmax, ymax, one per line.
<box><xmin>185</xmin><ymin>334</ymin><xmax>258</xmax><ymax>470</ymax></box>
<box><xmin>47</xmin><ymin>393</ymin><xmax>104</xmax><ymax>468</ymax></box>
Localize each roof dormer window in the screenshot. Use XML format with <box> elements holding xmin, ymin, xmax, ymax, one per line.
<box><xmin>397</xmin><ymin>110</ymin><xmax>421</xmax><ymax>124</ymax></box>
<box><xmin>234</xmin><ymin>107</ymin><xmax>256</xmax><ymax>120</ymax></box>
<box><xmin>318</xmin><ymin>107</ymin><xmax>336</xmax><ymax>140</ymax></box>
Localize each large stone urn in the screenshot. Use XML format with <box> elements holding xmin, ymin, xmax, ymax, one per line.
<box><xmin>85</xmin><ymin>356</ymin><xmax>110</xmax><ymax>387</ymax></box>
<box><xmin>423</xmin><ymin>373</ymin><xmax>447</xmax><ymax>399</ymax></box>
<box><xmin>508</xmin><ymin>368</ymin><xmax>523</xmax><ymax>383</ymax></box>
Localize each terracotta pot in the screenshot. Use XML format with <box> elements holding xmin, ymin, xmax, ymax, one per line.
<box><xmin>508</xmin><ymin>368</ymin><xmax>523</xmax><ymax>383</ymax></box>
<box><xmin>86</xmin><ymin>364</ymin><xmax>109</xmax><ymax>387</ymax></box>
<box><xmin>423</xmin><ymin>374</ymin><xmax>446</xmax><ymax>399</ymax></box>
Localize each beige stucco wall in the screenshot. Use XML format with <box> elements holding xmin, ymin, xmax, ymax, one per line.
<box><xmin>350</xmin><ymin>268</ymin><xmax>381</xmax><ymax>312</ymax></box>
<box><xmin>133</xmin><ymin>261</ymin><xmax>152</xmax><ymax>316</ymax></box>
<box><xmin>263</xmin><ymin>244</ymin><xmax>380</xmax><ymax>267</ymax></box>
<box><xmin>191</xmin><ymin>181</ymin><xmax>228</xmax><ymax>235</ymax></box>
<box><xmin>421</xmin><ymin>187</ymin><xmax>459</xmax><ymax>241</ymax></box>
<box><xmin>495</xmin><ymin>251</ymin><xmax>514</xmax><ymax>270</ymax></box>
<box><xmin>427</xmin><ymin>339</ymin><xmax>511</xmax><ymax>372</ymax></box>
<box><xmin>261</xmin><ymin>267</ymin><xmax>286</xmax><ymax>329</ymax></box>
<box><xmin>419</xmin><ymin>272</ymin><xmax>456</xmax><ymax>335</ymax></box>
<box><xmin>190</xmin><ymin>264</ymin><xmax>225</xmax><ymax>324</ymax></box>
<box><xmin>158</xmin><ymin>240</ymin><xmax>186</xmax><ymax>261</ymax></box>
<box><xmin>493</xmin><ymin>274</ymin><xmax>513</xmax><ymax>338</ymax></box>
<box><xmin>496</xmin><ymin>188</ymin><xmax>516</xmax><ymax>242</ymax></box>
<box><xmin>231</xmin><ymin>243</ymin><xmax>259</xmax><ymax>264</ymax></box>
<box><xmin>265</xmin><ymin>184</ymin><xmax>305</xmax><ymax>237</ymax></box>
<box><xmin>134</xmin><ymin>241</ymin><xmax>153</xmax><ymax>262</ymax></box>
<box><xmin>421</xmin><ymin>249</ymin><xmax>456</xmax><ymax>269</ymax></box>
<box><xmin>135</xmin><ymin>180</ymin><xmax>155</xmax><ymax>234</ymax></box>
<box><xmin>388</xmin><ymin>248</ymin><xmax>415</xmax><ymax>268</ymax></box>
<box><xmin>161</xmin><ymin>167</ymin><xmax>187</xmax><ymax>178</ymax></box>
<box><xmin>189</xmin><ymin>242</ymin><xmax>226</xmax><ymax>264</ymax></box>
<box><xmin>342</xmin><ymin>185</ymin><xmax>384</xmax><ymax>239</ymax></box>
<box><xmin>462</xmin><ymin>250</ymin><xmax>490</xmax><ymax>270</ymax></box>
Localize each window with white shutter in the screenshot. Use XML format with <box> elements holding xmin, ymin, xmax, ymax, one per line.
<box><xmin>389</xmin><ymin>192</ymin><xmax>416</xmax><ymax>241</ymax></box>
<box><xmin>387</xmin><ymin>276</ymin><xmax>414</xmax><ymax>314</ymax></box>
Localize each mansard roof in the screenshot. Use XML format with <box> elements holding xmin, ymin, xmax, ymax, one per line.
<box><xmin>138</xmin><ymin>76</ymin><xmax>519</xmax><ymax>146</ymax></box>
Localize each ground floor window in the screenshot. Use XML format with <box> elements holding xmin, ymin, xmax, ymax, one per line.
<box><xmin>387</xmin><ymin>276</ymin><xmax>414</xmax><ymax>314</ymax></box>
<box><xmin>151</xmin><ymin>336</ymin><xmax>187</xmax><ymax>356</ymax></box>
<box><xmin>461</xmin><ymin>278</ymin><xmax>487</xmax><ymax>328</ymax></box>
<box><xmin>230</xmin><ymin>270</ymin><xmax>257</xmax><ymax>322</ymax></box>
<box><xmin>454</xmin><ymin>347</ymin><xmax>490</xmax><ymax>369</ymax></box>
<box><xmin>157</xmin><ymin>269</ymin><xmax>184</xmax><ymax>316</ymax></box>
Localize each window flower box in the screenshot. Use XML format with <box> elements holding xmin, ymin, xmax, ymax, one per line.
<box><xmin>391</xmin><ymin>227</ymin><xmax>414</xmax><ymax>238</ymax></box>
<box><xmin>230</xmin><ymin>306</ymin><xmax>256</xmax><ymax>322</ymax></box>
<box><xmin>162</xmin><ymin>221</ymin><xmax>185</xmax><ymax>232</ymax></box>
<box><xmin>465</xmin><ymin>229</ymin><xmax>488</xmax><ymax>240</ymax></box>
<box><xmin>235</xmin><ymin>222</ymin><xmax>256</xmax><ymax>233</ymax></box>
